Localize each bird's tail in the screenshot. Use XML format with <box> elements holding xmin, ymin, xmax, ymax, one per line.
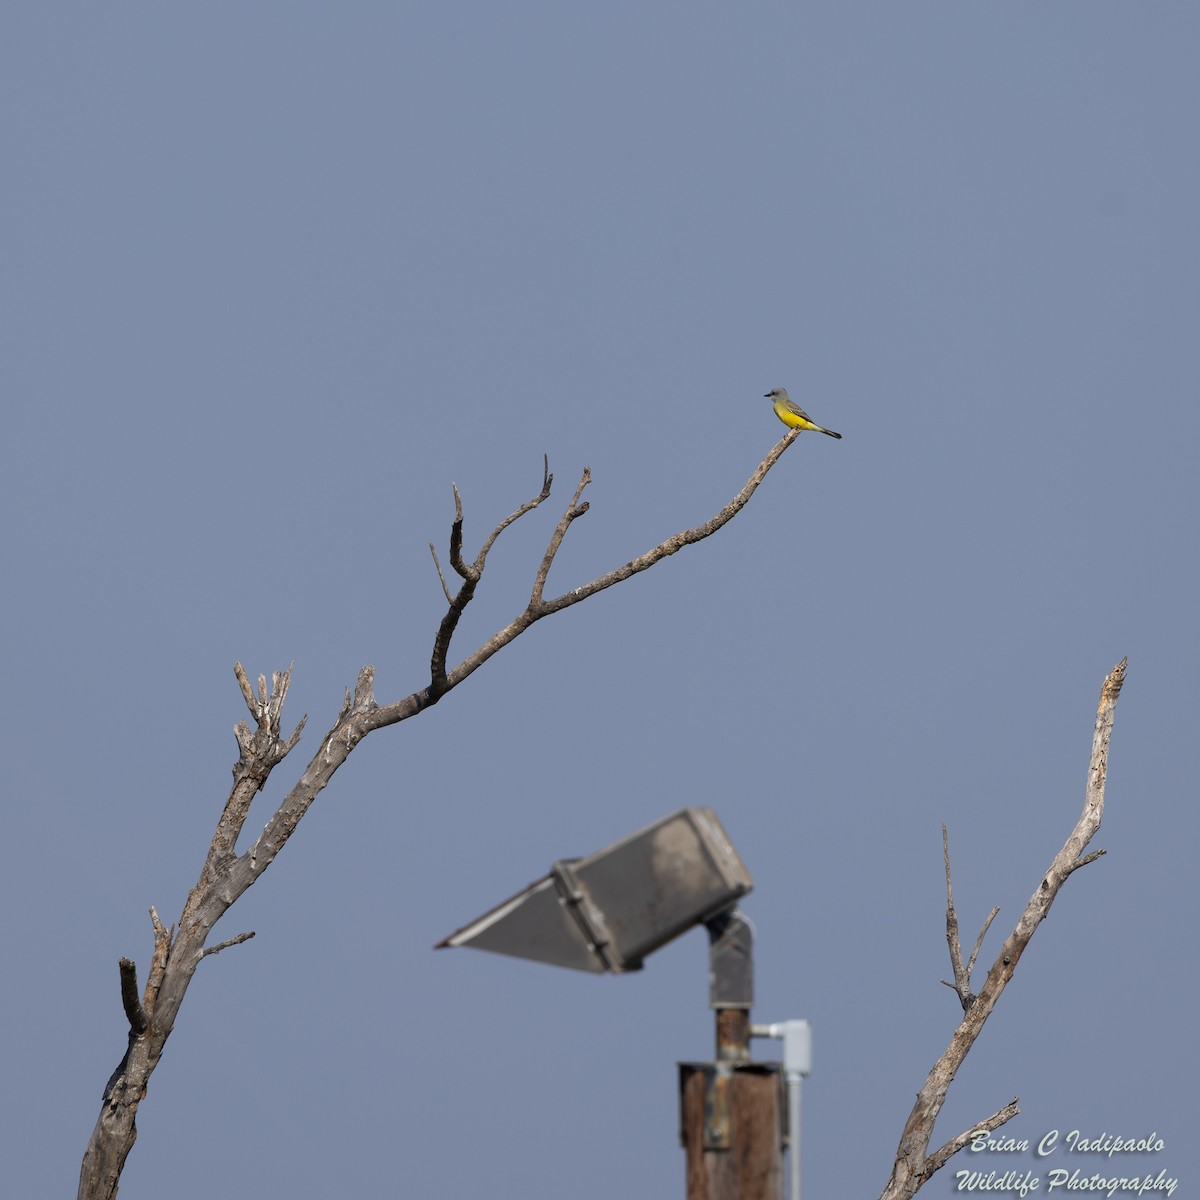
<box><xmin>821</xmin><ymin>428</ymin><xmax>843</xmax><ymax>440</ymax></box>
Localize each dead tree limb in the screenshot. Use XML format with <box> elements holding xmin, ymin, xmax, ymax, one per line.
<box><xmin>78</xmin><ymin>429</ymin><xmax>807</xmax><ymax>1200</ymax></box>
<box><xmin>939</xmin><ymin>825</ymin><xmax>999</xmax><ymax>1012</ymax></box>
<box><xmin>879</xmin><ymin>657</ymin><xmax>1127</xmax><ymax>1200</ymax></box>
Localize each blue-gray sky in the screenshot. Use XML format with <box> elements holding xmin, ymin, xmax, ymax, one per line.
<box><xmin>2</xmin><ymin>6</ymin><xmax>1195</xmax><ymax>1198</ymax></box>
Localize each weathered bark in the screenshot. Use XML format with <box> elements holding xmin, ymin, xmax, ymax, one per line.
<box><xmin>879</xmin><ymin>657</ymin><xmax>1127</xmax><ymax>1200</ymax></box>
<box><xmin>78</xmin><ymin>433</ymin><xmax>807</xmax><ymax>1200</ymax></box>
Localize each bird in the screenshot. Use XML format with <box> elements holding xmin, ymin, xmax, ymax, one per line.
<box><xmin>765</xmin><ymin>387</ymin><xmax>842</xmax><ymax>439</ymax></box>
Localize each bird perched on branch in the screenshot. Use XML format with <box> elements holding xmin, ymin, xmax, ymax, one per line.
<box><xmin>765</xmin><ymin>387</ymin><xmax>842</xmax><ymax>439</ymax></box>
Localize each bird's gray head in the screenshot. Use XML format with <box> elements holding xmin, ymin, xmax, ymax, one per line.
<box><xmin>765</xmin><ymin>387</ymin><xmax>789</xmax><ymax>401</ymax></box>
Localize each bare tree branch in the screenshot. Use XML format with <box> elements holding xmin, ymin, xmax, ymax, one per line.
<box><xmin>939</xmin><ymin>824</ymin><xmax>1000</xmax><ymax>1011</ymax></box>
<box><xmin>200</xmin><ymin>931</ymin><xmax>256</xmax><ymax>958</ymax></box>
<box><xmin>965</xmin><ymin>906</ymin><xmax>999</xmax><ymax>982</ymax></box>
<box><xmin>118</xmin><ymin>960</ymin><xmax>147</xmax><ymax>1036</ymax></box>
<box><xmin>397</xmin><ymin>430</ymin><xmax>801</xmax><ymax>715</ymax></box>
<box><xmin>879</xmin><ymin>657</ymin><xmax>1127</xmax><ymax>1200</ymax></box>
<box><xmin>925</xmin><ymin>1099</ymin><xmax>1021</xmax><ymax>1176</ymax></box>
<box><xmin>141</xmin><ymin>908</ymin><xmax>172</xmax><ymax>1015</ymax></box>
<box><xmin>79</xmin><ymin>430</ymin><xmax>807</xmax><ymax>1200</ymax></box>
<box><xmin>531</xmin><ymin>466</ymin><xmax>590</xmax><ymax>608</ymax></box>
<box><xmin>428</xmin><ymin>459</ymin><xmax>555</xmax><ymax>699</ymax></box>
<box><xmin>1065</xmin><ymin>848</ymin><xmax>1106</xmax><ymax>875</ymax></box>
<box><xmin>428</xmin><ymin>542</ymin><xmax>453</xmax><ymax>604</ymax></box>
<box><xmin>940</xmin><ymin>823</ymin><xmax>972</xmax><ymax>1009</ymax></box>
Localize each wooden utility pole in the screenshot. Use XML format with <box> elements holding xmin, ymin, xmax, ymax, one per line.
<box><xmin>680</xmin><ymin>928</ymin><xmax>786</xmax><ymax>1200</ymax></box>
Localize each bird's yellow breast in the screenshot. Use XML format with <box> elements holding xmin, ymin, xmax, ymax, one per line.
<box><xmin>772</xmin><ymin>398</ymin><xmax>818</xmax><ymax>431</ymax></box>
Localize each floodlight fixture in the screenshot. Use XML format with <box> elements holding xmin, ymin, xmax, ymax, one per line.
<box><xmin>436</xmin><ymin>806</ymin><xmax>752</xmax><ymax>980</ymax></box>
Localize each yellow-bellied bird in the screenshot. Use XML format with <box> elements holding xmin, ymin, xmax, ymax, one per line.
<box><xmin>766</xmin><ymin>387</ymin><xmax>842</xmax><ymax>439</ymax></box>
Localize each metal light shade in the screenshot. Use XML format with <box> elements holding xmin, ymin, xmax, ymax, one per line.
<box><xmin>436</xmin><ymin>807</ymin><xmax>752</xmax><ymax>974</ymax></box>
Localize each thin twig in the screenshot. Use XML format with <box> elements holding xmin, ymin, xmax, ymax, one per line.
<box><xmin>200</xmin><ymin>931</ymin><xmax>256</xmax><ymax>959</ymax></box>
<box><xmin>942</xmin><ymin>824</ymin><xmax>969</xmax><ymax>1007</ymax></box>
<box><xmin>429</xmin><ymin>543</ymin><xmax>453</xmax><ymax>604</ymax></box>
<box><xmin>941</xmin><ymin>824</ymin><xmax>991</xmax><ymax>1011</ymax></box>
<box><xmin>1066</xmin><ymin>848</ymin><xmax>1107</xmax><ymax>876</ymax></box>
<box><xmin>531</xmin><ymin>467</ymin><xmax>591</xmax><ymax>609</ymax></box>
<box><xmin>477</xmin><ymin>453</ymin><xmax>553</xmax><ymax>570</ymax></box>
<box><xmin>966</xmin><ymin>907</ymin><xmax>1000</xmax><ymax>979</ymax></box>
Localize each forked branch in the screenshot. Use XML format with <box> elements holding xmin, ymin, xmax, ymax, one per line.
<box><xmin>879</xmin><ymin>657</ymin><xmax>1127</xmax><ymax>1200</ymax></box>
<box><xmin>939</xmin><ymin>824</ymin><xmax>999</xmax><ymax>1012</ymax></box>
<box><xmin>427</xmin><ymin>455</ymin><xmax>555</xmax><ymax>697</ymax></box>
<box><xmin>396</xmin><ymin>430</ymin><xmax>802</xmax><ymax>714</ymax></box>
